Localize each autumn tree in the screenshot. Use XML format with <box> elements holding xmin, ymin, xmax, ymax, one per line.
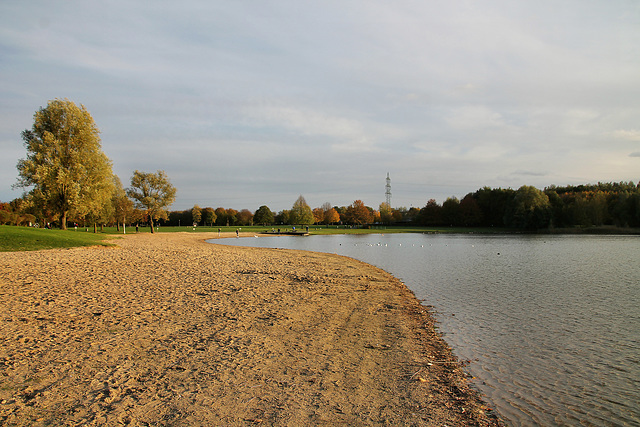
<box><xmin>203</xmin><ymin>207</ymin><xmax>217</xmax><ymax>226</ymax></box>
<box><xmin>16</xmin><ymin>99</ymin><xmax>114</xmax><ymax>229</ymax></box>
<box><xmin>191</xmin><ymin>205</ymin><xmax>202</xmax><ymax>225</ymax></box>
<box><xmin>225</xmin><ymin>208</ymin><xmax>238</xmax><ymax>226</ymax></box>
<box><xmin>237</xmin><ymin>209</ymin><xmax>254</xmax><ymax>226</ymax></box>
<box><xmin>345</xmin><ymin>200</ymin><xmax>373</xmax><ymax>225</ymax></box>
<box><xmin>254</xmin><ymin>205</ymin><xmax>274</xmax><ymax>225</ymax></box>
<box><xmin>319</xmin><ymin>202</ymin><xmax>340</xmax><ymax>224</ymax></box>
<box><xmin>111</xmin><ymin>175</ymin><xmax>133</xmax><ymax>232</ymax></box>
<box><xmin>312</xmin><ymin>207</ymin><xmax>324</xmax><ymax>224</ymax></box>
<box><xmin>323</xmin><ymin>208</ymin><xmax>340</xmax><ymax>224</ymax></box>
<box><xmin>379</xmin><ymin>202</ymin><xmax>393</xmax><ymax>224</ymax></box>
<box><xmin>289</xmin><ymin>195</ymin><xmax>314</xmax><ymax>225</ymax></box>
<box><xmin>127</xmin><ymin>170</ymin><xmax>177</xmax><ymax>233</ymax></box>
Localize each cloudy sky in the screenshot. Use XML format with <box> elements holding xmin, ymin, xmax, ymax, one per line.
<box><xmin>1</xmin><ymin>1</ymin><xmax>639</xmax><ymax>212</ymax></box>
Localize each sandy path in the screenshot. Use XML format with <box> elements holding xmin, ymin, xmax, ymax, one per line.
<box><xmin>0</xmin><ymin>232</ymin><xmax>498</xmax><ymax>426</ymax></box>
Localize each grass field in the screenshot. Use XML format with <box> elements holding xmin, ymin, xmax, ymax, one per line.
<box><xmin>0</xmin><ymin>224</ymin><xmax>507</xmax><ymax>252</ymax></box>
<box><xmin>0</xmin><ymin>225</ymin><xmax>115</xmax><ymax>252</ymax></box>
<box><xmin>99</xmin><ymin>224</ymin><xmax>504</xmax><ymax>235</ymax></box>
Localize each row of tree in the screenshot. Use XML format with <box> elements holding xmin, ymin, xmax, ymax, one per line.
<box><xmin>416</xmin><ymin>182</ymin><xmax>640</xmax><ymax>229</ymax></box>
<box><xmin>8</xmin><ymin>99</ymin><xmax>177</xmax><ymax>232</ymax></box>
<box><xmin>164</xmin><ymin>197</ymin><xmax>360</xmax><ymax>227</ymax></box>
<box><xmin>162</xmin><ymin>182</ymin><xmax>640</xmax><ymax>231</ymax></box>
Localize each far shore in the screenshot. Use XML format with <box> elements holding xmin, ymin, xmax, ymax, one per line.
<box><xmin>0</xmin><ymin>232</ymin><xmax>499</xmax><ymax>425</ymax></box>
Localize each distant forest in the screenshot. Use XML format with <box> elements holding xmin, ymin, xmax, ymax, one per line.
<box><xmin>162</xmin><ymin>181</ymin><xmax>640</xmax><ymax>231</ymax></box>
<box><xmin>416</xmin><ymin>182</ymin><xmax>640</xmax><ymax>230</ymax></box>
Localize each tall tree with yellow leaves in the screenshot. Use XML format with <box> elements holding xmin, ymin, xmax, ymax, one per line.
<box><xmin>16</xmin><ymin>99</ymin><xmax>114</xmax><ymax>229</ymax></box>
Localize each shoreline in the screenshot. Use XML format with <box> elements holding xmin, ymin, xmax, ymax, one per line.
<box><xmin>0</xmin><ymin>232</ymin><xmax>499</xmax><ymax>425</ymax></box>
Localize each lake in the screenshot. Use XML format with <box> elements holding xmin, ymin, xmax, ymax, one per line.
<box><xmin>210</xmin><ymin>233</ymin><xmax>640</xmax><ymax>426</ymax></box>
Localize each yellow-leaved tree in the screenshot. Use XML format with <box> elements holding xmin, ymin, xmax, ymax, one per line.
<box><xmin>16</xmin><ymin>99</ymin><xmax>114</xmax><ymax>229</ymax></box>
<box><xmin>127</xmin><ymin>170</ymin><xmax>177</xmax><ymax>233</ymax></box>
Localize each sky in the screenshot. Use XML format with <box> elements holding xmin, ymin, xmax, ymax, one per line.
<box><xmin>1</xmin><ymin>1</ymin><xmax>639</xmax><ymax>212</ymax></box>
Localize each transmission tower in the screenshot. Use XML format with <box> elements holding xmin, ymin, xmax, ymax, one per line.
<box><xmin>385</xmin><ymin>173</ymin><xmax>391</xmax><ymax>207</ymax></box>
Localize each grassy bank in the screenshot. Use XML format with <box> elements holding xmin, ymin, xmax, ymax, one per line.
<box><xmin>4</xmin><ymin>223</ymin><xmax>635</xmax><ymax>252</ymax></box>
<box><xmin>99</xmin><ymin>225</ymin><xmax>506</xmax><ymax>235</ymax></box>
<box><xmin>0</xmin><ymin>225</ymin><xmax>114</xmax><ymax>252</ymax></box>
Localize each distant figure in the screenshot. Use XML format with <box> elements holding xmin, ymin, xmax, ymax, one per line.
<box><xmin>218</xmin><ymin>228</ymin><xmax>221</xmax><ymax>236</ymax></box>
<box><xmin>136</xmin><ymin>224</ymin><xmax>139</xmax><ymax>233</ymax></box>
<box><xmin>236</xmin><ymin>229</ymin><xmax>239</xmax><ymax>238</ymax></box>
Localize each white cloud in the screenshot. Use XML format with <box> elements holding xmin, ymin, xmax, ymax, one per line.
<box><xmin>445</xmin><ymin>105</ymin><xmax>513</xmax><ymax>131</ymax></box>
<box><xmin>611</xmin><ymin>129</ymin><xmax>640</xmax><ymax>141</ymax></box>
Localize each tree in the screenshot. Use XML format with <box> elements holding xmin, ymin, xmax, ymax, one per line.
<box><xmin>312</xmin><ymin>207</ymin><xmax>324</xmax><ymax>224</ymax></box>
<box><xmin>276</xmin><ymin>210</ymin><xmax>290</xmax><ymax>224</ymax></box>
<box><xmin>127</xmin><ymin>170</ymin><xmax>177</xmax><ymax>233</ymax></box>
<box><xmin>379</xmin><ymin>202</ymin><xmax>393</xmax><ymax>224</ymax></box>
<box><xmin>191</xmin><ymin>205</ymin><xmax>202</xmax><ymax>226</ymax></box>
<box><xmin>323</xmin><ymin>208</ymin><xmax>340</xmax><ymax>224</ymax></box>
<box><xmin>203</xmin><ymin>207</ymin><xmax>216</xmax><ymax>226</ymax></box>
<box><xmin>15</xmin><ymin>99</ymin><xmax>114</xmax><ymax>229</ymax></box>
<box><xmin>459</xmin><ymin>193</ymin><xmax>482</xmax><ymax>226</ymax></box>
<box><xmin>321</xmin><ymin>202</ymin><xmax>340</xmax><ymax>225</ymax></box>
<box><xmin>112</xmin><ymin>175</ymin><xmax>133</xmax><ymax>232</ymax></box>
<box><xmin>289</xmin><ymin>195</ymin><xmax>314</xmax><ymax>225</ymax></box>
<box><xmin>214</xmin><ymin>207</ymin><xmax>227</xmax><ymax>226</ymax></box>
<box><xmin>506</xmin><ymin>185</ymin><xmax>551</xmax><ymax>229</ymax></box>
<box><xmin>237</xmin><ymin>209</ymin><xmax>254</xmax><ymax>225</ymax></box>
<box><xmin>441</xmin><ymin>197</ymin><xmax>461</xmax><ymax>226</ymax></box>
<box><xmin>345</xmin><ymin>200</ymin><xmax>373</xmax><ymax>225</ymax></box>
<box><xmin>254</xmin><ymin>205</ymin><xmax>274</xmax><ymax>225</ymax></box>
<box><xmin>225</xmin><ymin>208</ymin><xmax>238</xmax><ymax>226</ymax></box>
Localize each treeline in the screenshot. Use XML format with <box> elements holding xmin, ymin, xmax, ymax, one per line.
<box><xmin>160</xmin><ymin>181</ymin><xmax>640</xmax><ymax>231</ymax></box>
<box><xmin>164</xmin><ymin>198</ymin><xmax>378</xmax><ymax>227</ymax></box>
<box><xmin>4</xmin><ymin>181</ymin><xmax>639</xmax><ymax>231</ymax></box>
<box><xmin>416</xmin><ymin>182</ymin><xmax>640</xmax><ymax>229</ymax></box>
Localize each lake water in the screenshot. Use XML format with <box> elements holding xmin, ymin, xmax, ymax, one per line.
<box><xmin>210</xmin><ymin>234</ymin><xmax>640</xmax><ymax>426</ymax></box>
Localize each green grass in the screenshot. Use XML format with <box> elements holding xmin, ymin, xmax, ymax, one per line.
<box><xmin>3</xmin><ymin>222</ymin><xmax>633</xmax><ymax>252</ymax></box>
<box><xmin>0</xmin><ymin>225</ymin><xmax>114</xmax><ymax>252</ymax></box>
<box><xmin>100</xmin><ymin>224</ymin><xmax>508</xmax><ymax>235</ymax></box>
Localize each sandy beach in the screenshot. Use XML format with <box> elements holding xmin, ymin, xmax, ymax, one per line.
<box><xmin>0</xmin><ymin>232</ymin><xmax>498</xmax><ymax>426</ymax></box>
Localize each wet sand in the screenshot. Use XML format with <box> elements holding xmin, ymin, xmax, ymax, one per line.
<box><xmin>0</xmin><ymin>232</ymin><xmax>498</xmax><ymax>425</ymax></box>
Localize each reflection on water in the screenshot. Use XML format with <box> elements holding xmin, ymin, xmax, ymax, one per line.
<box><xmin>211</xmin><ymin>234</ymin><xmax>640</xmax><ymax>426</ymax></box>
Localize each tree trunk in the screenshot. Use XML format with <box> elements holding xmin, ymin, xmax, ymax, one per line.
<box><xmin>61</xmin><ymin>211</ymin><xmax>67</xmax><ymax>230</ymax></box>
<box><xmin>150</xmin><ymin>217</ymin><xmax>155</xmax><ymax>234</ymax></box>
<box><xmin>94</xmin><ymin>223</ymin><xmax>97</xmax><ymax>233</ymax></box>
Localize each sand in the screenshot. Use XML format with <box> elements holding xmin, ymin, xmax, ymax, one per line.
<box><xmin>0</xmin><ymin>232</ymin><xmax>499</xmax><ymax>426</ymax></box>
